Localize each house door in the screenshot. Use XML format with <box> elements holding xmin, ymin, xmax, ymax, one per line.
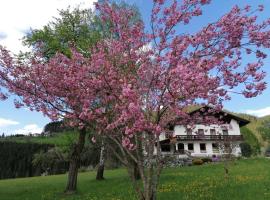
<box><xmin>177</xmin><ymin>143</ymin><xmax>184</xmax><ymax>154</ymax></box>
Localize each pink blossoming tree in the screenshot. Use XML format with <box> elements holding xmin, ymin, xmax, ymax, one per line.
<box><xmin>1</xmin><ymin>0</ymin><xmax>270</xmax><ymax>199</ymax></box>
<box><xmin>89</xmin><ymin>1</ymin><xmax>269</xmax><ymax>199</ymax></box>
<box><xmin>0</xmin><ymin>48</ymin><xmax>104</xmax><ymax>193</ymax></box>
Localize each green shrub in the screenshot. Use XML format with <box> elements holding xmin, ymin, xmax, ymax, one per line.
<box><xmin>201</xmin><ymin>157</ymin><xmax>212</xmax><ymax>163</ymax></box>
<box><xmin>240</xmin><ymin>142</ymin><xmax>252</xmax><ymax>157</ymax></box>
<box><xmin>192</xmin><ymin>159</ymin><xmax>203</xmax><ymax>165</ymax></box>
<box><xmin>240</xmin><ymin>127</ymin><xmax>260</xmax><ymax>155</ymax></box>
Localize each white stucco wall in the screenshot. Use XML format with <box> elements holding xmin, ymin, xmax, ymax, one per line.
<box><xmin>173</xmin><ymin>119</ymin><xmax>241</xmax><ymax>136</ymax></box>
<box><xmin>158</xmin><ymin>118</ymin><xmax>243</xmax><ymax>157</ymax></box>
<box><xmin>173</xmin><ymin>141</ymin><xmax>241</xmax><ymax>157</ymax></box>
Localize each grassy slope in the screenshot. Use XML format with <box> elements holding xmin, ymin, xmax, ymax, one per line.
<box><xmin>233</xmin><ymin>112</ymin><xmax>270</xmax><ymax>148</ymax></box>
<box><xmin>240</xmin><ymin>126</ymin><xmax>260</xmax><ymax>154</ymax></box>
<box><xmin>0</xmin><ymin>158</ymin><xmax>270</xmax><ymax>200</ymax></box>
<box><xmin>246</xmin><ymin>115</ymin><xmax>270</xmax><ymax>148</ymax></box>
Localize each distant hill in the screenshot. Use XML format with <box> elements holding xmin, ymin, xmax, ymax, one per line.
<box><xmin>232</xmin><ymin>113</ymin><xmax>258</xmax><ymax>122</ymax></box>
<box><xmin>233</xmin><ymin>112</ymin><xmax>270</xmax><ymax>149</ymax></box>
<box><xmin>247</xmin><ymin>115</ymin><xmax>270</xmax><ymax>148</ymax></box>
<box><xmin>0</xmin><ymin>131</ymin><xmax>78</xmax><ymax>146</ymax></box>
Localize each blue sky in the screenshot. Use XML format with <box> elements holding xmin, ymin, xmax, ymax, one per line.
<box><xmin>0</xmin><ymin>0</ymin><xmax>270</xmax><ymax>135</ymax></box>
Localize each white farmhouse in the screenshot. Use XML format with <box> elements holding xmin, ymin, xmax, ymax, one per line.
<box><xmin>158</xmin><ymin>106</ymin><xmax>249</xmax><ymax>158</ymax></box>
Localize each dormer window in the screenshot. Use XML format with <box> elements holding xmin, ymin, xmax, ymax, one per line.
<box><xmin>186</xmin><ymin>128</ymin><xmax>192</xmax><ymax>135</ymax></box>
<box><xmin>222</xmin><ymin>129</ymin><xmax>228</xmax><ymax>135</ymax></box>
<box><xmin>198</xmin><ymin>129</ymin><xmax>204</xmax><ymax>135</ymax></box>
<box><xmin>210</xmin><ymin>129</ymin><xmax>216</xmax><ymax>135</ymax></box>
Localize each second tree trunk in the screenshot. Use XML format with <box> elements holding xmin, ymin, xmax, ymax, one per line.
<box><xmin>65</xmin><ymin>128</ymin><xmax>86</xmax><ymax>193</ymax></box>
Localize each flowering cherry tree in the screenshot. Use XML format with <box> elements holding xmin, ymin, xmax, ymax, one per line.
<box><xmin>91</xmin><ymin>1</ymin><xmax>269</xmax><ymax>199</ymax></box>
<box><xmin>1</xmin><ymin>0</ymin><xmax>270</xmax><ymax>199</ymax></box>
<box><xmin>0</xmin><ymin>48</ymin><xmax>103</xmax><ymax>193</ymax></box>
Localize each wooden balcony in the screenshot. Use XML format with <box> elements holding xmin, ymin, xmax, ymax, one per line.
<box><xmin>174</xmin><ymin>135</ymin><xmax>244</xmax><ymax>141</ymax></box>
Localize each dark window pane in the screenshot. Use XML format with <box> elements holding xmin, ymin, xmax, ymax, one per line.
<box><xmin>188</xmin><ymin>143</ymin><xmax>194</xmax><ymax>151</ymax></box>
<box><xmin>178</xmin><ymin>143</ymin><xmax>184</xmax><ymax>150</ymax></box>
<box><xmin>198</xmin><ymin>129</ymin><xmax>204</xmax><ymax>135</ymax></box>
<box><xmin>200</xmin><ymin>143</ymin><xmax>206</xmax><ymax>151</ymax></box>
<box><xmin>186</xmin><ymin>128</ymin><xmax>192</xmax><ymax>135</ymax></box>
<box><xmin>212</xmin><ymin>143</ymin><xmax>219</xmax><ymax>153</ymax></box>
<box><xmin>210</xmin><ymin>129</ymin><xmax>216</xmax><ymax>135</ymax></box>
<box><xmin>222</xmin><ymin>129</ymin><xmax>228</xmax><ymax>135</ymax></box>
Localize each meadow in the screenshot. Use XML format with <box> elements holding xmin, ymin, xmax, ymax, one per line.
<box><xmin>0</xmin><ymin>158</ymin><xmax>270</xmax><ymax>200</ymax></box>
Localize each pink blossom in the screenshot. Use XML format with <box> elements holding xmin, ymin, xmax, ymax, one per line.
<box><xmin>0</xmin><ymin>0</ymin><xmax>268</xmax><ymax>153</ymax></box>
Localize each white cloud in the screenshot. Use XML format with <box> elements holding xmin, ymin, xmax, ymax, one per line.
<box><xmin>245</xmin><ymin>107</ymin><xmax>270</xmax><ymax>117</ymax></box>
<box><xmin>0</xmin><ymin>0</ymin><xmax>97</xmax><ymax>53</ymax></box>
<box><xmin>0</xmin><ymin>118</ymin><xmax>19</xmax><ymax>127</ymax></box>
<box><xmin>15</xmin><ymin>124</ymin><xmax>43</xmax><ymax>135</ymax></box>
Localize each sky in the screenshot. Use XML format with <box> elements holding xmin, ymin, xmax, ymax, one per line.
<box><xmin>0</xmin><ymin>0</ymin><xmax>270</xmax><ymax>135</ymax></box>
<box><xmin>0</xmin><ymin>0</ymin><xmax>97</xmax><ymax>135</ymax></box>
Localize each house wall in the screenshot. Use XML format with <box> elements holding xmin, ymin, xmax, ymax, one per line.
<box><xmin>159</xmin><ymin>119</ymin><xmax>242</xmax><ymax>157</ymax></box>
<box><xmin>174</xmin><ymin>141</ymin><xmax>241</xmax><ymax>157</ymax></box>
<box><xmin>173</xmin><ymin>119</ymin><xmax>241</xmax><ymax>136</ymax></box>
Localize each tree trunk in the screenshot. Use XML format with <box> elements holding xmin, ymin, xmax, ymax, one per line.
<box><xmin>65</xmin><ymin>128</ymin><xmax>86</xmax><ymax>194</ymax></box>
<box><xmin>65</xmin><ymin>159</ymin><xmax>79</xmax><ymax>194</ymax></box>
<box><xmin>145</xmin><ymin>192</ymin><xmax>154</xmax><ymax>200</ymax></box>
<box><xmin>96</xmin><ymin>164</ymin><xmax>105</xmax><ymax>180</ymax></box>
<box><xmin>142</xmin><ymin>173</ymin><xmax>156</xmax><ymax>200</ymax></box>
<box><xmin>141</xmin><ymin>134</ymin><xmax>158</xmax><ymax>200</ymax></box>
<box><xmin>96</xmin><ymin>139</ymin><xmax>105</xmax><ymax>180</ymax></box>
<box><xmin>133</xmin><ymin>161</ymin><xmax>141</xmax><ymax>180</ymax></box>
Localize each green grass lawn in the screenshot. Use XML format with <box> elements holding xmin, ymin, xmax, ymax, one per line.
<box><xmin>1</xmin><ymin>158</ymin><xmax>270</xmax><ymax>200</ymax></box>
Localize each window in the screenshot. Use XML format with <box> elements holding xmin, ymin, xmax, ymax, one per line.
<box><xmin>186</xmin><ymin>128</ymin><xmax>192</xmax><ymax>135</ymax></box>
<box><xmin>177</xmin><ymin>143</ymin><xmax>185</xmax><ymax>154</ymax></box>
<box><xmin>212</xmin><ymin>143</ymin><xmax>219</xmax><ymax>153</ymax></box>
<box><xmin>198</xmin><ymin>129</ymin><xmax>204</xmax><ymax>135</ymax></box>
<box><xmin>200</xmin><ymin>143</ymin><xmax>206</xmax><ymax>152</ymax></box>
<box><xmin>188</xmin><ymin>143</ymin><xmax>194</xmax><ymax>151</ymax></box>
<box><xmin>222</xmin><ymin>129</ymin><xmax>228</xmax><ymax>135</ymax></box>
<box><xmin>161</xmin><ymin>144</ymin><xmax>171</xmax><ymax>152</ymax></box>
<box><xmin>178</xmin><ymin>143</ymin><xmax>184</xmax><ymax>150</ymax></box>
<box><xmin>210</xmin><ymin>129</ymin><xmax>216</xmax><ymax>135</ymax></box>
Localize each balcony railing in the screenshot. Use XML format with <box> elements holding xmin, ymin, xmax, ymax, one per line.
<box><xmin>174</xmin><ymin>135</ymin><xmax>243</xmax><ymax>141</ymax></box>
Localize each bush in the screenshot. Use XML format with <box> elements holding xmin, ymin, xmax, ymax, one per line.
<box><xmin>192</xmin><ymin>159</ymin><xmax>204</xmax><ymax>165</ymax></box>
<box><xmin>201</xmin><ymin>157</ymin><xmax>212</xmax><ymax>163</ymax></box>
<box><xmin>240</xmin><ymin>142</ymin><xmax>252</xmax><ymax>157</ymax></box>
<box><xmin>240</xmin><ymin>127</ymin><xmax>260</xmax><ymax>155</ymax></box>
